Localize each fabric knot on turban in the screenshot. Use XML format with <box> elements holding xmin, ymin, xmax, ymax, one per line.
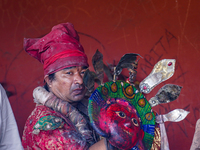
<box><xmin>24</xmin><ymin>22</ymin><xmax>89</xmax><ymax>76</ymax></box>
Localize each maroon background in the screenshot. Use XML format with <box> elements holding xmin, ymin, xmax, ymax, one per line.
<box><xmin>0</xmin><ymin>0</ymin><xmax>199</xmax><ymax>149</ymax></box>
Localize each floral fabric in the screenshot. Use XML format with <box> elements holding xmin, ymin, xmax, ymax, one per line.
<box><xmin>22</xmin><ymin>104</ymin><xmax>89</xmax><ymax>150</ymax></box>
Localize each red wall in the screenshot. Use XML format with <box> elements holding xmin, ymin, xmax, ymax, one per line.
<box><xmin>0</xmin><ymin>0</ymin><xmax>199</xmax><ymax>149</ymax></box>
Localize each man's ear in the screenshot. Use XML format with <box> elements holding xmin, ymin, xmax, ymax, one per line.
<box><xmin>44</xmin><ymin>75</ymin><xmax>52</xmax><ymax>88</ymax></box>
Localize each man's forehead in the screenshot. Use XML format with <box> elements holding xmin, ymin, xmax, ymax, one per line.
<box><xmin>62</xmin><ymin>66</ymin><xmax>88</xmax><ymax>70</ymax></box>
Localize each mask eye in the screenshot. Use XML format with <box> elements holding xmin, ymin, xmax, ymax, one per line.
<box><xmin>132</xmin><ymin>118</ymin><xmax>139</xmax><ymax>126</ymax></box>
<box><xmin>115</xmin><ymin>111</ymin><xmax>126</xmax><ymax>118</ymax></box>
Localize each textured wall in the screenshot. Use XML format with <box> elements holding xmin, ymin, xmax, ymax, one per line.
<box><xmin>0</xmin><ymin>0</ymin><xmax>199</xmax><ymax>149</ymax></box>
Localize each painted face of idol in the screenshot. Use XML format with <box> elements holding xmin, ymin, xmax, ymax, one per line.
<box><xmin>98</xmin><ymin>98</ymin><xmax>144</xmax><ymax>149</ymax></box>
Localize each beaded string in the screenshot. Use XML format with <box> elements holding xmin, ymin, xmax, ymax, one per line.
<box><xmin>45</xmin><ymin>96</ymin><xmax>95</xmax><ymax>145</ymax></box>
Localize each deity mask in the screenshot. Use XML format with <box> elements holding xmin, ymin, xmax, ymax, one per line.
<box><xmin>86</xmin><ymin>51</ymin><xmax>189</xmax><ymax>150</ymax></box>
<box><xmin>88</xmin><ymin>80</ymin><xmax>156</xmax><ymax>150</ymax></box>
<box><xmin>99</xmin><ymin>98</ymin><xmax>144</xmax><ymax>149</ymax></box>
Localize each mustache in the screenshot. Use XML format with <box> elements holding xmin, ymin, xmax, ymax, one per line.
<box><xmin>72</xmin><ymin>84</ymin><xmax>85</xmax><ymax>90</ymax></box>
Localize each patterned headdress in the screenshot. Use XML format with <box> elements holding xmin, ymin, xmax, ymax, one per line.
<box><xmin>24</xmin><ymin>22</ymin><xmax>88</xmax><ymax>76</ymax></box>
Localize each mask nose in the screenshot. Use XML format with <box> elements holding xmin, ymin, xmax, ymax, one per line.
<box><xmin>124</xmin><ymin>122</ymin><xmax>131</xmax><ymax>128</ymax></box>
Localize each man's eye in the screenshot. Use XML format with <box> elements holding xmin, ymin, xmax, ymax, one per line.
<box><xmin>115</xmin><ymin>111</ymin><xmax>126</xmax><ymax>118</ymax></box>
<box><xmin>80</xmin><ymin>70</ymin><xmax>86</xmax><ymax>75</ymax></box>
<box><xmin>66</xmin><ymin>72</ymin><xmax>72</xmax><ymax>75</ymax></box>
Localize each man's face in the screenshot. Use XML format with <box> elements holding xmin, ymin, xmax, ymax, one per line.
<box><xmin>49</xmin><ymin>66</ymin><xmax>87</xmax><ymax>104</ymax></box>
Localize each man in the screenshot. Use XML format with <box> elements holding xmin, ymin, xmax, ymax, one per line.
<box><xmin>0</xmin><ymin>84</ymin><xmax>23</xmax><ymax>150</ymax></box>
<box><xmin>22</xmin><ymin>23</ymin><xmax>109</xmax><ymax>149</ymax></box>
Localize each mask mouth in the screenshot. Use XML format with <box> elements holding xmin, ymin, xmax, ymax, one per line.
<box><xmin>122</xmin><ymin>129</ymin><xmax>133</xmax><ymax>136</ymax></box>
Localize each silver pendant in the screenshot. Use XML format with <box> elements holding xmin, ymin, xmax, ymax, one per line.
<box><xmin>140</xmin><ymin>59</ymin><xmax>176</xmax><ymax>94</ymax></box>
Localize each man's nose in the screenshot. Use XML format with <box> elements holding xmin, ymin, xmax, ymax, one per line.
<box><xmin>74</xmin><ymin>73</ymin><xmax>83</xmax><ymax>84</ymax></box>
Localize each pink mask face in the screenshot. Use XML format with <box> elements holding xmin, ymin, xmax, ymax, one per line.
<box><xmin>98</xmin><ymin>98</ymin><xmax>144</xmax><ymax>149</ymax></box>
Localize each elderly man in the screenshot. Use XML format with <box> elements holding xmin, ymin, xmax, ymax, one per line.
<box><xmin>22</xmin><ymin>23</ymin><xmax>110</xmax><ymax>149</ymax></box>
<box><xmin>0</xmin><ymin>84</ymin><xmax>23</xmax><ymax>150</ymax></box>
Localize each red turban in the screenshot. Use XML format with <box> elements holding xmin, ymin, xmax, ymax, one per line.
<box><xmin>24</xmin><ymin>22</ymin><xmax>89</xmax><ymax>76</ymax></box>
